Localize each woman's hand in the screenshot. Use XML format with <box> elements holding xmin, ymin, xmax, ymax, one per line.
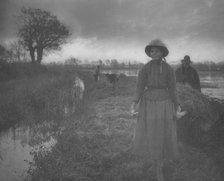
<box><xmin>176</xmin><ymin>105</ymin><xmax>187</xmax><ymax>119</ymax></box>
<box><xmin>131</xmin><ymin>102</ymin><xmax>138</xmax><ymax>115</ymax></box>
<box><xmin>177</xmin><ymin>105</ymin><xmax>181</xmax><ymax>113</ymax></box>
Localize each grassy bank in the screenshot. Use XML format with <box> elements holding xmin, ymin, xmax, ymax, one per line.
<box><xmin>25</xmin><ymin>73</ymin><xmax>224</xmax><ymax>181</ymax></box>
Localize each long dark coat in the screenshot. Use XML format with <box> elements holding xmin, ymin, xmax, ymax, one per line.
<box><xmin>175</xmin><ymin>65</ymin><xmax>201</xmax><ymax>92</ymax></box>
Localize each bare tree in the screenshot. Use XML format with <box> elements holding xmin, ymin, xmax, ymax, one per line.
<box><xmin>8</xmin><ymin>40</ymin><xmax>28</xmax><ymax>62</ymax></box>
<box><xmin>18</xmin><ymin>7</ymin><xmax>70</xmax><ymax>64</ymax></box>
<box><xmin>0</xmin><ymin>45</ymin><xmax>10</xmax><ymax>63</ymax></box>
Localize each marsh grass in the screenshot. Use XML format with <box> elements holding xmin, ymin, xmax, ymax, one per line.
<box><xmin>0</xmin><ymin>63</ymin><xmax>94</xmax><ymax>131</ymax></box>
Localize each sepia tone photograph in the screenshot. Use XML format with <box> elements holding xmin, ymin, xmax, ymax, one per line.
<box><xmin>0</xmin><ymin>0</ymin><xmax>224</xmax><ymax>180</ymax></box>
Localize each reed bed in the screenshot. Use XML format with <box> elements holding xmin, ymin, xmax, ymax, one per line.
<box><xmin>0</xmin><ymin>63</ymin><xmax>94</xmax><ymax>131</ymax></box>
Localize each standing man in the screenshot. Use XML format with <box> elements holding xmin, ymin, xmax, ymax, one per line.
<box><xmin>94</xmin><ymin>65</ymin><xmax>100</xmax><ymax>82</ymax></box>
<box><xmin>175</xmin><ymin>55</ymin><xmax>201</xmax><ymax>92</ymax></box>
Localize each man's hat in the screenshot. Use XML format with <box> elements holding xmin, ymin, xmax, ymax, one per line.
<box><xmin>181</xmin><ymin>55</ymin><xmax>192</xmax><ymax>63</ymax></box>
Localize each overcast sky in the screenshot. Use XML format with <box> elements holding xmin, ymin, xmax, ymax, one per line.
<box><xmin>1</xmin><ymin>0</ymin><xmax>224</xmax><ymax>63</ymax></box>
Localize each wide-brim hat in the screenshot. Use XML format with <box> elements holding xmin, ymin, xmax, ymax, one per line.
<box><xmin>145</xmin><ymin>39</ymin><xmax>169</xmax><ymax>58</ymax></box>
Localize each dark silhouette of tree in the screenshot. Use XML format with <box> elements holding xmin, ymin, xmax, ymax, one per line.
<box><xmin>0</xmin><ymin>45</ymin><xmax>10</xmax><ymax>62</ymax></box>
<box><xmin>110</xmin><ymin>59</ymin><xmax>119</xmax><ymax>68</ymax></box>
<box><xmin>8</xmin><ymin>40</ymin><xmax>28</xmax><ymax>62</ymax></box>
<box><xmin>65</xmin><ymin>57</ymin><xmax>81</xmax><ymax>65</ymax></box>
<box><xmin>18</xmin><ymin>7</ymin><xmax>70</xmax><ymax>64</ymax></box>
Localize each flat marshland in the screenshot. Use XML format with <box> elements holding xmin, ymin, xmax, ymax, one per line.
<box><xmin>1</xmin><ymin>63</ymin><xmax>224</xmax><ymax>181</ymax></box>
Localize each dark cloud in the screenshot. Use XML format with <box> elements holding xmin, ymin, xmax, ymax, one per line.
<box><xmin>2</xmin><ymin>0</ymin><xmax>224</xmax><ymax>42</ymax></box>
<box><xmin>0</xmin><ymin>0</ymin><xmax>23</xmax><ymax>43</ymax></box>
<box><xmin>0</xmin><ymin>0</ymin><xmax>9</xmax><ymax>39</ymax></box>
<box><xmin>1</xmin><ymin>0</ymin><xmax>224</xmax><ymax>61</ymax></box>
<box><xmin>185</xmin><ymin>0</ymin><xmax>224</xmax><ymax>43</ymax></box>
<box><xmin>56</xmin><ymin>0</ymin><xmax>224</xmax><ymax>44</ymax></box>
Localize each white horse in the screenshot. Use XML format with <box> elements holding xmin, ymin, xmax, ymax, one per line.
<box><xmin>64</xmin><ymin>76</ymin><xmax>85</xmax><ymax>115</ymax></box>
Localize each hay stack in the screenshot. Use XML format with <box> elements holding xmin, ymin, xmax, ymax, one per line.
<box><xmin>176</xmin><ymin>83</ymin><xmax>221</xmax><ymax>145</ymax></box>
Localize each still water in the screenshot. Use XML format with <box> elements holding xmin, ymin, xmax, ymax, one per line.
<box><xmin>0</xmin><ymin>128</ymin><xmax>33</xmax><ymax>181</ymax></box>
<box><xmin>103</xmin><ymin>69</ymin><xmax>224</xmax><ymax>100</ymax></box>
<box><xmin>0</xmin><ymin>124</ymin><xmax>57</xmax><ymax>181</ymax></box>
<box><xmin>0</xmin><ymin>71</ymin><xmax>223</xmax><ymax>181</ymax></box>
<box><xmin>200</xmin><ymin>71</ymin><xmax>224</xmax><ymax>99</ymax></box>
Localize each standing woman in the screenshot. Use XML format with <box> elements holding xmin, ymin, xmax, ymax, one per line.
<box><xmin>132</xmin><ymin>39</ymin><xmax>180</xmax><ymax>181</ymax></box>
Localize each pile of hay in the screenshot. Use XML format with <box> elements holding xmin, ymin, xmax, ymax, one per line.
<box><xmin>176</xmin><ymin>83</ymin><xmax>222</xmax><ymax>145</ymax></box>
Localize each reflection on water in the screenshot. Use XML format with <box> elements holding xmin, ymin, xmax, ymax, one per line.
<box><xmin>102</xmin><ymin>69</ymin><xmax>139</xmax><ymax>76</ymax></box>
<box><xmin>103</xmin><ymin>69</ymin><xmax>224</xmax><ymax>99</ymax></box>
<box><xmin>0</xmin><ymin>129</ymin><xmax>32</xmax><ymax>181</ymax></box>
<box><xmin>200</xmin><ymin>72</ymin><xmax>224</xmax><ymax>99</ymax></box>
<box><xmin>202</xmin><ymin>88</ymin><xmax>224</xmax><ymax>100</ymax></box>
<box><xmin>0</xmin><ymin>124</ymin><xmax>57</xmax><ymax>181</ymax></box>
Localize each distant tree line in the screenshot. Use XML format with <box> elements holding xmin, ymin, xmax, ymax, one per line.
<box><xmin>1</xmin><ymin>44</ymin><xmax>224</xmax><ymax>72</ymax></box>
<box><xmin>64</xmin><ymin>57</ymin><xmax>144</xmax><ymax>69</ymax></box>
<box><xmin>63</xmin><ymin>57</ymin><xmax>224</xmax><ymax>71</ymax></box>
<box><xmin>194</xmin><ymin>61</ymin><xmax>224</xmax><ymax>72</ymax></box>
